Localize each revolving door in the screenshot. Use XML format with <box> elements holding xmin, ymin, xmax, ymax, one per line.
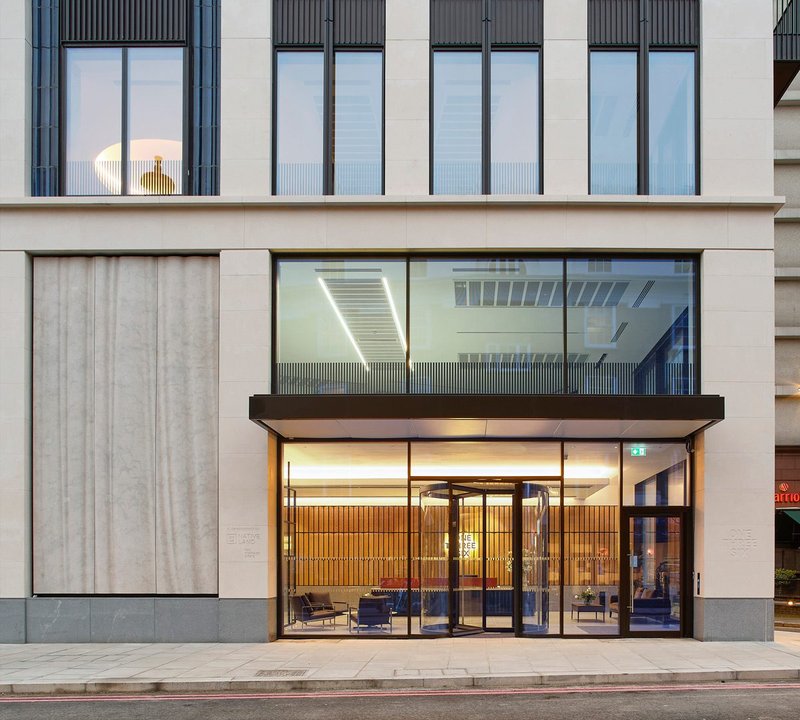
<box><xmin>418</xmin><ymin>481</ymin><xmax>549</xmax><ymax>637</ymax></box>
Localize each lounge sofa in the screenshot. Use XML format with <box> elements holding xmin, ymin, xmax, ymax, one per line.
<box><xmin>608</xmin><ymin>589</ymin><xmax>672</xmax><ymax>624</ymax></box>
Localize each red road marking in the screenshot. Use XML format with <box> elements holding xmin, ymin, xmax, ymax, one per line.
<box><xmin>1</xmin><ymin>682</ymin><xmax>800</xmax><ymax>704</ymax></box>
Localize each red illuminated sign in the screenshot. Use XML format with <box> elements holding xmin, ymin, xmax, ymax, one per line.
<box><xmin>776</xmin><ymin>480</ymin><xmax>800</xmax><ymax>507</ymax></box>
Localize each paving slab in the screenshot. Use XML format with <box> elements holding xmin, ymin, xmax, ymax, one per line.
<box><xmin>1</xmin><ymin>632</ymin><xmax>800</xmax><ymax>694</ymax></box>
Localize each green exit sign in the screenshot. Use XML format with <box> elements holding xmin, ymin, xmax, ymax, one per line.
<box><xmin>630</xmin><ymin>447</ymin><xmax>647</xmax><ymax>457</ymax></box>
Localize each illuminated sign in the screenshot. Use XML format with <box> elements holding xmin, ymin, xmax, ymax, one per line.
<box><xmin>630</xmin><ymin>447</ymin><xmax>647</xmax><ymax>457</ymax></box>
<box><xmin>775</xmin><ymin>479</ymin><xmax>800</xmax><ymax>507</ymax></box>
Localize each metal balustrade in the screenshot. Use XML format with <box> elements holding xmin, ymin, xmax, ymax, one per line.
<box><xmin>275</xmin><ymin>361</ymin><xmax>695</xmax><ymax>395</ymax></box>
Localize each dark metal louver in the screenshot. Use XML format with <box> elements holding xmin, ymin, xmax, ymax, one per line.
<box><xmin>61</xmin><ymin>0</ymin><xmax>188</xmax><ymax>44</ymax></box>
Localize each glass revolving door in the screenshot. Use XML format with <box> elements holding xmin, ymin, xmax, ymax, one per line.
<box><xmin>418</xmin><ymin>480</ymin><xmax>549</xmax><ymax>636</ymax></box>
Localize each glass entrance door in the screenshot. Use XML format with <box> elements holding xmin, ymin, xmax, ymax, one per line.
<box><xmin>621</xmin><ymin>510</ymin><xmax>684</xmax><ymax>635</ymax></box>
<box><xmin>419</xmin><ymin>480</ymin><xmax>551</xmax><ymax>636</ymax></box>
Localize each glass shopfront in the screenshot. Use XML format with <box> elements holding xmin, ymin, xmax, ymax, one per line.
<box><xmin>280</xmin><ymin>440</ymin><xmax>691</xmax><ymax>638</ymax></box>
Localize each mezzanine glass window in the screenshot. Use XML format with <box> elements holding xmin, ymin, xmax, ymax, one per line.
<box><xmin>275</xmin><ymin>256</ymin><xmax>697</xmax><ymax>396</ymax></box>
<box><xmin>409</xmin><ymin>258</ymin><xmax>564</xmax><ymax>393</ymax></box>
<box><xmin>565</xmin><ymin>258</ymin><xmax>695</xmax><ymax>394</ymax></box>
<box><xmin>65</xmin><ymin>47</ymin><xmax>184</xmax><ymax>196</ymax></box>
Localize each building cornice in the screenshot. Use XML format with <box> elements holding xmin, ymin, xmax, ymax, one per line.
<box><xmin>0</xmin><ymin>194</ymin><xmax>786</xmax><ymax>212</ymax></box>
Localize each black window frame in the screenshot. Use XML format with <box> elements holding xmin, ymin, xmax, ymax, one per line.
<box><xmin>271</xmin><ymin>1</ymin><xmax>386</xmax><ymax>197</ymax></box>
<box><xmin>270</xmin><ymin>251</ymin><xmax>701</xmax><ymax>397</ymax></box>
<box><xmin>588</xmin><ymin>3</ymin><xmax>701</xmax><ymax>196</ymax></box>
<box><xmin>429</xmin><ymin>32</ymin><xmax>544</xmax><ymax>195</ymax></box>
<box><xmin>59</xmin><ymin>43</ymin><xmax>191</xmax><ymax>197</ymax></box>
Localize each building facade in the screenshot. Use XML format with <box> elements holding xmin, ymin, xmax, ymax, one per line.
<box><xmin>0</xmin><ymin>0</ymin><xmax>780</xmax><ymax>642</ymax></box>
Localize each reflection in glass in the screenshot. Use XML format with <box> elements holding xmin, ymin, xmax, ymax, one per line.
<box><xmin>491</xmin><ymin>52</ymin><xmax>540</xmax><ymax>194</ymax></box>
<box><xmin>275</xmin><ymin>258</ymin><xmax>407</xmax><ymax>393</ymax></box>
<box><xmin>563</xmin><ymin>443</ymin><xmax>620</xmax><ymax>636</ymax></box>
<box><xmin>128</xmin><ymin>48</ymin><xmax>183</xmax><ymax>195</ymax></box>
<box><xmin>649</xmin><ymin>52</ymin><xmax>695</xmax><ymax>195</ymax></box>
<box><xmin>282</xmin><ymin>443</ymin><xmax>409</xmax><ymax>636</ymax></box>
<box><xmin>433</xmin><ymin>52</ymin><xmax>482</xmax><ymax>194</ymax></box>
<box><xmin>334</xmin><ymin>52</ymin><xmax>383</xmax><ymax>195</ymax></box>
<box><xmin>629</xmin><ymin>516</ymin><xmax>682</xmax><ymax>632</ymax></box>
<box><xmin>623</xmin><ymin>443</ymin><xmax>688</xmax><ymax>506</ymax></box>
<box><xmin>590</xmin><ymin>52</ymin><xmax>637</xmax><ymax>194</ymax></box>
<box><xmin>409</xmin><ymin>258</ymin><xmax>565</xmax><ymax>393</ymax></box>
<box><xmin>276</xmin><ymin>52</ymin><xmax>324</xmax><ymax>195</ymax></box>
<box><xmin>521</xmin><ymin>483</ymin><xmax>555</xmax><ymax>635</ymax></box>
<box><xmin>565</xmin><ymin>258</ymin><xmax>695</xmax><ymax>394</ymax></box>
<box><xmin>65</xmin><ymin>48</ymin><xmax>122</xmax><ymax>195</ymax></box>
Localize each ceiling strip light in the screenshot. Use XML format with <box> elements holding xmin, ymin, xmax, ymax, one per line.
<box><xmin>381</xmin><ymin>277</ymin><xmax>408</xmax><ymax>353</ymax></box>
<box><xmin>318</xmin><ymin>277</ymin><xmax>369</xmax><ymax>371</ymax></box>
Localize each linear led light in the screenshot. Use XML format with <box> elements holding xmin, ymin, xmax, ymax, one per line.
<box><xmin>318</xmin><ymin>277</ymin><xmax>369</xmax><ymax>371</ymax></box>
<box><xmin>381</xmin><ymin>277</ymin><xmax>408</xmax><ymax>353</ymax></box>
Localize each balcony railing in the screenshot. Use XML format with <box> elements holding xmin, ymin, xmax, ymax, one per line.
<box><xmin>275</xmin><ymin>361</ymin><xmax>695</xmax><ymax>396</ymax></box>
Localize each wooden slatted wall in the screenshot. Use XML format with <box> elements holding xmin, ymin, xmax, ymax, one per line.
<box><xmin>294</xmin><ymin>504</ymin><xmax>619</xmax><ymax>587</ymax></box>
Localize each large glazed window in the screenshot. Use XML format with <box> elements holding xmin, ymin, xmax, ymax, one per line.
<box><xmin>649</xmin><ymin>52</ymin><xmax>696</xmax><ymax>195</ymax></box>
<box><xmin>275</xmin><ymin>255</ymin><xmax>697</xmax><ymax>395</ymax></box>
<box><xmin>409</xmin><ymin>258</ymin><xmax>564</xmax><ymax>393</ymax></box>
<box><xmin>276</xmin><ymin>52</ymin><xmax>324</xmax><ymax>195</ymax></box>
<box><xmin>276</xmin><ymin>258</ymin><xmax>407</xmax><ymax>393</ymax></box>
<box><xmin>491</xmin><ymin>52</ymin><xmax>540</xmax><ymax>194</ymax></box>
<box><xmin>590</xmin><ymin>52</ymin><xmax>637</xmax><ymax>195</ymax></box>
<box><xmin>65</xmin><ymin>47</ymin><xmax>184</xmax><ymax>196</ymax></box>
<box><xmin>565</xmin><ymin>258</ymin><xmax>695</xmax><ymax>394</ymax></box>
<box><xmin>433</xmin><ymin>52</ymin><xmax>483</xmax><ymax>195</ymax></box>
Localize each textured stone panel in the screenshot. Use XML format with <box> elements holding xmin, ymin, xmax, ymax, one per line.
<box><xmin>89</xmin><ymin>597</ymin><xmax>156</xmax><ymax>642</ymax></box>
<box><xmin>33</xmin><ymin>258</ymin><xmax>96</xmax><ymax>594</ymax></box>
<box><xmin>0</xmin><ymin>599</ymin><xmax>26</xmax><ymax>643</ymax></box>
<box><xmin>154</xmin><ymin>598</ymin><xmax>219</xmax><ymax>642</ymax></box>
<box><xmin>219</xmin><ymin>599</ymin><xmax>268</xmax><ymax>642</ymax></box>
<box><xmin>693</xmin><ymin>598</ymin><xmax>774</xmax><ymax>641</ymax></box>
<box><xmin>26</xmin><ymin>598</ymin><xmax>90</xmax><ymax>642</ymax></box>
<box><xmin>93</xmin><ymin>257</ymin><xmax>158</xmax><ymax>594</ymax></box>
<box><xmin>155</xmin><ymin>257</ymin><xmax>220</xmax><ymax>594</ymax></box>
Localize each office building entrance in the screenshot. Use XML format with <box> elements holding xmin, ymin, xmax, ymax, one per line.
<box><xmin>418</xmin><ymin>480</ymin><xmax>550</xmax><ymax>637</ymax></box>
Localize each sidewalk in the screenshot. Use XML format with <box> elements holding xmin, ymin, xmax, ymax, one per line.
<box><xmin>2</xmin><ymin>632</ymin><xmax>800</xmax><ymax>694</ymax></box>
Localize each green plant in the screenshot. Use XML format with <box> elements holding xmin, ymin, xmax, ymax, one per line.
<box><xmin>579</xmin><ymin>586</ymin><xmax>597</xmax><ymax>603</ymax></box>
<box><xmin>775</xmin><ymin>568</ymin><xmax>798</xmax><ymax>586</ymax></box>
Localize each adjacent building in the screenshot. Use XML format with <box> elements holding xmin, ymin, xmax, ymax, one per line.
<box><xmin>0</xmin><ymin>0</ymin><xmax>783</xmax><ymax>642</ymax></box>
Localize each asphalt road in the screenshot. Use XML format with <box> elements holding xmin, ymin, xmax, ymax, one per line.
<box><xmin>2</xmin><ymin>683</ymin><xmax>800</xmax><ymax>720</ymax></box>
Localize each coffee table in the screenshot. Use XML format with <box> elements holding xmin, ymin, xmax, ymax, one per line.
<box><xmin>570</xmin><ymin>602</ymin><xmax>605</xmax><ymax>621</ymax></box>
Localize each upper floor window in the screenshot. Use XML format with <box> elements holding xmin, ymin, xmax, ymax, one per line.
<box><xmin>588</xmin><ymin>0</ymin><xmax>699</xmax><ymax>195</ymax></box>
<box><xmin>33</xmin><ymin>0</ymin><xmax>218</xmax><ymax>197</ymax></box>
<box><xmin>431</xmin><ymin>0</ymin><xmax>543</xmax><ymax>195</ymax></box>
<box><xmin>275</xmin><ymin>50</ymin><xmax>383</xmax><ymax>195</ymax></box>
<box><xmin>65</xmin><ymin>47</ymin><xmax>185</xmax><ymax>196</ymax></box>
<box><xmin>273</xmin><ymin>0</ymin><xmax>386</xmax><ymax>195</ymax></box>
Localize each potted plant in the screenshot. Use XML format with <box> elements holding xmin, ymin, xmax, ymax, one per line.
<box><xmin>579</xmin><ymin>586</ymin><xmax>597</xmax><ymax>604</ymax></box>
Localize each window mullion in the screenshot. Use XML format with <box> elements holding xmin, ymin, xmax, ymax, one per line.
<box><xmin>638</xmin><ymin>0</ymin><xmax>649</xmax><ymax>195</ymax></box>
<box><xmin>121</xmin><ymin>47</ymin><xmax>129</xmax><ymax>196</ymax></box>
<box><xmin>323</xmin><ymin>0</ymin><xmax>335</xmax><ymax>195</ymax></box>
<box><xmin>482</xmin><ymin>0</ymin><xmax>491</xmax><ymax>195</ymax></box>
